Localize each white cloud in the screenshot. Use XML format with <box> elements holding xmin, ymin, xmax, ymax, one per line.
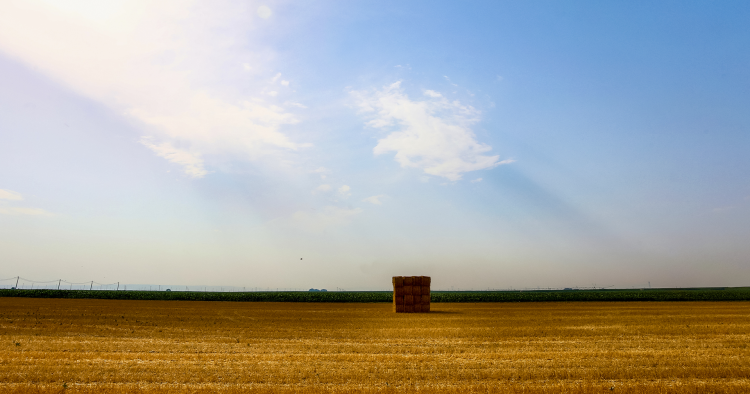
<box><xmin>281</xmin><ymin>80</ymin><xmax>290</xmax><ymax>87</ymax></box>
<box><xmin>0</xmin><ymin>189</ymin><xmax>23</xmax><ymax>201</ymax></box>
<box><xmin>267</xmin><ymin>91</ymin><xmax>278</xmax><ymax>97</ymax></box>
<box><xmin>351</xmin><ymin>81</ymin><xmax>511</xmax><ymax>181</ymax></box>
<box><xmin>257</xmin><ymin>5</ymin><xmax>272</xmax><ymax>19</ymax></box>
<box><xmin>140</xmin><ymin>138</ymin><xmax>208</xmax><ymax>178</ymax></box>
<box><xmin>271</xmin><ymin>72</ymin><xmax>282</xmax><ymax>83</ymax></box>
<box><xmin>470</xmin><ymin>178</ymin><xmax>483</xmax><ymax>183</ymax></box>
<box><xmin>423</xmin><ymin>90</ymin><xmax>442</xmax><ymax>98</ymax></box>
<box><xmin>0</xmin><ymin>207</ymin><xmax>52</xmax><ymax>216</ymax></box>
<box><xmin>311</xmin><ymin>167</ymin><xmax>328</xmax><ymax>180</ymax></box>
<box><xmin>338</xmin><ymin>185</ymin><xmax>351</xmax><ymax>198</ymax></box>
<box><xmin>0</xmin><ymin>188</ymin><xmax>52</xmax><ymax>215</ymax></box>
<box><xmin>285</xmin><ymin>101</ymin><xmax>307</xmax><ymax>109</ymax></box>
<box><xmin>0</xmin><ymin>1</ymin><xmax>304</xmax><ymax>179</ymax></box>
<box><xmin>362</xmin><ymin>195</ymin><xmax>386</xmax><ymax>205</ymax></box>
<box><xmin>314</xmin><ymin>184</ymin><xmax>331</xmax><ymax>193</ymax></box>
<box><xmin>290</xmin><ymin>206</ymin><xmax>362</xmax><ymax>232</ymax></box>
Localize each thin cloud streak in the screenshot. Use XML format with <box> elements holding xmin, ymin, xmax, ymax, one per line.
<box><xmin>0</xmin><ymin>189</ymin><xmax>24</xmax><ymax>201</ymax></box>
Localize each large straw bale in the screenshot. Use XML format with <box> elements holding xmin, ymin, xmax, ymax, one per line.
<box><xmin>403</xmin><ymin>285</ymin><xmax>412</xmax><ymax>296</ymax></box>
<box><xmin>392</xmin><ymin>276</ymin><xmax>430</xmax><ymax>313</ymax></box>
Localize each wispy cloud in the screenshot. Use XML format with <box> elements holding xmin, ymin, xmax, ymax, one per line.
<box><xmin>140</xmin><ymin>137</ymin><xmax>208</xmax><ymax>178</ymax></box>
<box><xmin>338</xmin><ymin>185</ymin><xmax>351</xmax><ymax>199</ymax></box>
<box><xmin>313</xmin><ymin>184</ymin><xmax>331</xmax><ymax>194</ymax></box>
<box><xmin>0</xmin><ymin>1</ymin><xmax>305</xmax><ymax>179</ymax></box>
<box><xmin>0</xmin><ymin>189</ymin><xmax>23</xmax><ymax>201</ymax></box>
<box><xmin>256</xmin><ymin>5</ymin><xmax>272</xmax><ymax>19</ymax></box>
<box><xmin>351</xmin><ymin>81</ymin><xmax>511</xmax><ymax>181</ymax></box>
<box><xmin>362</xmin><ymin>195</ymin><xmax>387</xmax><ymax>205</ymax></box>
<box><xmin>311</xmin><ymin>167</ymin><xmax>328</xmax><ymax>180</ymax></box>
<box><xmin>0</xmin><ymin>189</ymin><xmax>52</xmax><ymax>215</ymax></box>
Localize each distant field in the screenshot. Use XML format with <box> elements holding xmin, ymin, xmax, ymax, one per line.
<box><xmin>1</xmin><ymin>299</ymin><xmax>749</xmax><ymax>393</ymax></box>
<box><xmin>2</xmin><ymin>287</ymin><xmax>750</xmax><ymax>303</ymax></box>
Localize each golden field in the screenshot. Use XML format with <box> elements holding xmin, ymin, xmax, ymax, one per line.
<box><xmin>1</xmin><ymin>298</ymin><xmax>749</xmax><ymax>393</ymax></box>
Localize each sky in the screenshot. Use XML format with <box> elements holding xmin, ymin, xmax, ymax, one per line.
<box><xmin>1</xmin><ymin>0</ymin><xmax>749</xmax><ymax>290</ymax></box>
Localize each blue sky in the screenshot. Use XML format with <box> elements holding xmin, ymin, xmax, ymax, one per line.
<box><xmin>1</xmin><ymin>1</ymin><xmax>749</xmax><ymax>290</ymax></box>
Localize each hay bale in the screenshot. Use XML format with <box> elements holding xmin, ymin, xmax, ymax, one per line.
<box><xmin>393</xmin><ymin>276</ymin><xmax>430</xmax><ymax>313</ymax></box>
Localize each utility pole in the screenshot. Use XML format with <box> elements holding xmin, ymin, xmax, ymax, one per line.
<box><xmin>117</xmin><ymin>282</ymin><xmax>119</xmax><ymax>291</ymax></box>
<box><xmin>58</xmin><ymin>279</ymin><xmax>61</xmax><ymax>290</ymax></box>
<box><xmin>90</xmin><ymin>281</ymin><xmax>93</xmax><ymax>291</ymax></box>
<box><xmin>15</xmin><ymin>276</ymin><xmax>20</xmax><ymax>289</ymax></box>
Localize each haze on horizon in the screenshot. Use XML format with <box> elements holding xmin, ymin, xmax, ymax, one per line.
<box><xmin>1</xmin><ymin>1</ymin><xmax>749</xmax><ymax>291</ymax></box>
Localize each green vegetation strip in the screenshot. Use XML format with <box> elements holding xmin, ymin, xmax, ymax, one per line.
<box><xmin>2</xmin><ymin>288</ymin><xmax>750</xmax><ymax>302</ymax></box>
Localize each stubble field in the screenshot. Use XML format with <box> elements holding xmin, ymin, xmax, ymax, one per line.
<box><xmin>1</xmin><ymin>298</ymin><xmax>749</xmax><ymax>393</ymax></box>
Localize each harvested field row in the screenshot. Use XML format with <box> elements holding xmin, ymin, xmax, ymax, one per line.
<box><xmin>1</xmin><ymin>299</ymin><xmax>749</xmax><ymax>393</ymax></box>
